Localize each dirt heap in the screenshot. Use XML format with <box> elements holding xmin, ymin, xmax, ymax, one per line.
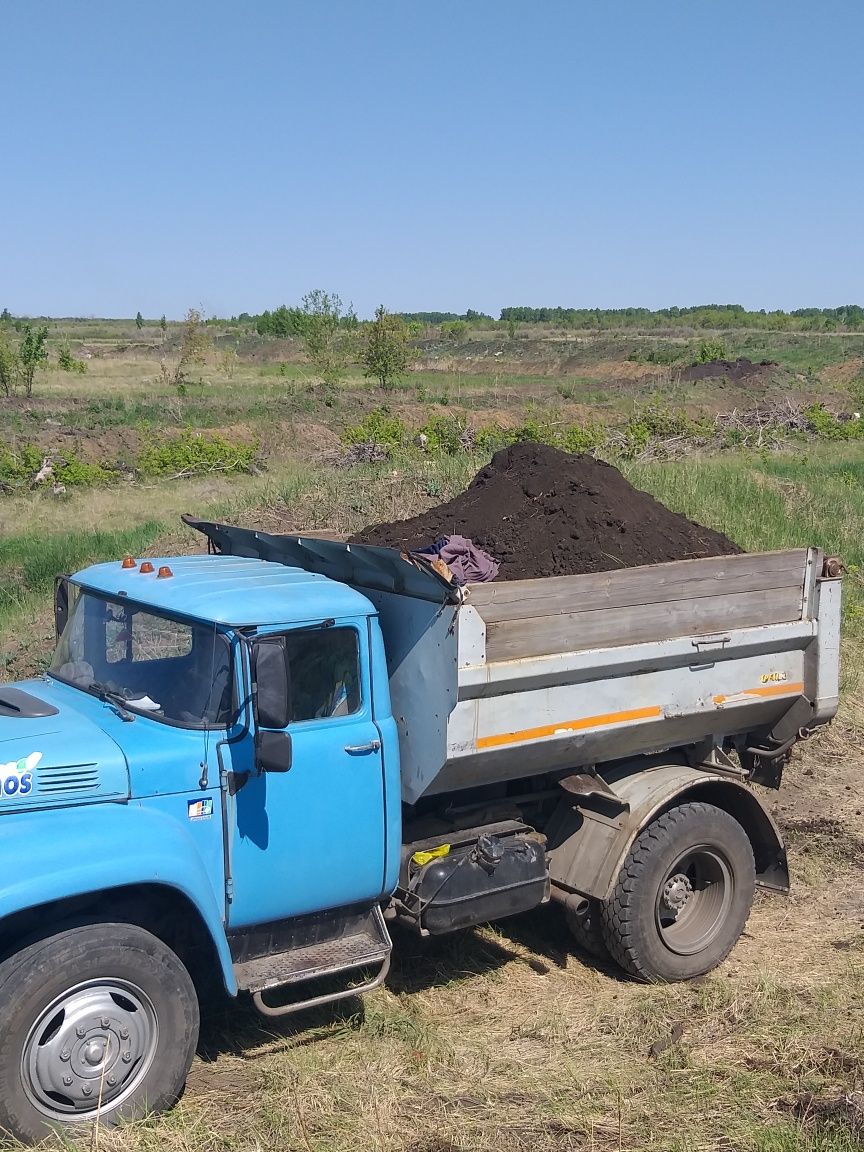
<box><xmin>352</xmin><ymin>442</ymin><xmax>742</xmax><ymax>580</ymax></box>
<box><xmin>681</xmin><ymin>357</ymin><xmax>778</xmax><ymax>383</ymax></box>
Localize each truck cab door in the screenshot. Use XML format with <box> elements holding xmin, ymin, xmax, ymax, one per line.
<box><xmin>225</xmin><ymin>619</ymin><xmax>387</xmax><ymax>929</ymax></box>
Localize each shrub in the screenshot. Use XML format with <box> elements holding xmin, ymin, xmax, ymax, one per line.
<box><xmin>441</xmin><ymin>319</ymin><xmax>468</xmax><ymax>341</ymax></box>
<box><xmin>509</xmin><ymin>418</ymin><xmax>562</xmax><ymax>446</ymax></box>
<box><xmin>417</xmin><ymin>415</ymin><xmax>473</xmax><ymax>454</ymax></box>
<box><xmin>0</xmin><ymin>444</ymin><xmax>113</xmax><ymax>488</ymax></box>
<box><xmin>58</xmin><ymin>343</ymin><xmax>87</xmax><ymax>373</ymax></box>
<box><xmin>619</xmin><ymin>402</ymin><xmax>694</xmax><ymax>457</ymax></box>
<box><xmin>0</xmin><ymin>324</ymin><xmax>49</xmax><ymax>397</ymax></box>
<box><xmin>137</xmin><ymin>431</ymin><xmax>258</xmax><ymax>477</ymax></box>
<box><xmin>0</xmin><ymin>444</ymin><xmax>43</xmax><ymax>484</ymax></box>
<box><xmin>55</xmin><ymin>456</ymin><xmax>114</xmax><ymax>485</ymax></box>
<box><xmin>475</xmin><ymin>424</ymin><xmax>516</xmax><ymax>454</ymax></box>
<box><xmin>804</xmin><ymin>403</ymin><xmax>846</xmax><ymax>440</ymax></box>
<box><xmin>342</xmin><ymin>408</ymin><xmax>406</xmax><ymax>449</ymax></box>
<box><xmin>562</xmin><ymin>422</ymin><xmax>606</xmax><ymax>454</ymax></box>
<box><xmin>696</xmin><ymin>338</ymin><xmax>727</xmax><ymax>363</ymax></box>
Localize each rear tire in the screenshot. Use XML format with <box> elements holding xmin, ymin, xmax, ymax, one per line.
<box><xmin>0</xmin><ymin>922</ymin><xmax>199</xmax><ymax>1144</ymax></box>
<box><xmin>601</xmin><ymin>802</ymin><xmax>755</xmax><ymax>982</ymax></box>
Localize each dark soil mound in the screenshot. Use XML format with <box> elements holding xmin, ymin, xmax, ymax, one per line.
<box><xmin>682</xmin><ymin>357</ymin><xmax>778</xmax><ymax>383</ymax></box>
<box><xmin>352</xmin><ymin>442</ymin><xmax>743</xmax><ymax>580</ymax></box>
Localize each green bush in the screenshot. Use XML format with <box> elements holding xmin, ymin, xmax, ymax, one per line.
<box><xmin>0</xmin><ymin>444</ymin><xmax>113</xmax><ymax>487</ymax></box>
<box><xmin>562</xmin><ymin>421</ymin><xmax>606</xmax><ymax>454</ymax></box>
<box><xmin>416</xmin><ymin>414</ymin><xmax>468</xmax><ymax>454</ymax></box>
<box><xmin>137</xmin><ymin>431</ymin><xmax>258</xmax><ymax>477</ymax></box>
<box><xmin>475</xmin><ymin>424</ymin><xmax>516</xmax><ymax>455</ymax></box>
<box><xmin>342</xmin><ymin>408</ymin><xmax>406</xmax><ymax>449</ymax></box>
<box><xmin>441</xmin><ymin>319</ymin><xmax>468</xmax><ymax>342</ymax></box>
<box><xmin>802</xmin><ymin>403</ymin><xmax>864</xmax><ymax>441</ymax></box>
<box><xmin>57</xmin><ymin>343</ymin><xmax>87</xmax><ymax>373</ymax></box>
<box><xmin>509</xmin><ymin>418</ymin><xmax>562</xmax><ymax>445</ymax></box>
<box><xmin>618</xmin><ymin>403</ymin><xmax>695</xmax><ymax>458</ymax></box>
<box><xmin>696</xmin><ymin>338</ymin><xmax>727</xmax><ymax>363</ymax></box>
<box><xmin>56</xmin><ymin>457</ymin><xmax>115</xmax><ymax>485</ymax></box>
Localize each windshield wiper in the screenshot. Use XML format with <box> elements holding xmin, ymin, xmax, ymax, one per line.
<box><xmin>87</xmin><ymin>681</ymin><xmax>136</xmax><ymax>721</ymax></box>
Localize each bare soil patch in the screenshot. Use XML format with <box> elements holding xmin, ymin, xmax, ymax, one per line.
<box><xmin>681</xmin><ymin>357</ymin><xmax>779</xmax><ymax>383</ymax></box>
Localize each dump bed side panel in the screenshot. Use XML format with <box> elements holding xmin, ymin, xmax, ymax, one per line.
<box><xmin>469</xmin><ymin>550</ymin><xmax>811</xmax><ymax>660</ymax></box>
<box><xmin>421</xmin><ymin>549</ymin><xmax>838</xmax><ymax>799</ymax></box>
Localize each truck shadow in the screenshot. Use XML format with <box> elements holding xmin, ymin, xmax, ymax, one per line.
<box><xmin>195</xmin><ymin>906</ymin><xmax>621</xmax><ymax>1065</ymax></box>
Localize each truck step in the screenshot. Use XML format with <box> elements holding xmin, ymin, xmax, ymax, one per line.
<box><xmin>233</xmin><ymin>904</ymin><xmax>391</xmax><ymax>996</ymax></box>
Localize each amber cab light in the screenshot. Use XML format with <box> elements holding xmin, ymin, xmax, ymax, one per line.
<box><xmin>121</xmin><ymin>556</ymin><xmax>137</xmax><ymax>569</ymax></box>
<box><xmin>139</xmin><ymin>561</ymin><xmax>155</xmax><ymax>574</ymax></box>
<box><xmin>156</xmin><ymin>566</ymin><xmax>174</xmax><ymax>579</ymax></box>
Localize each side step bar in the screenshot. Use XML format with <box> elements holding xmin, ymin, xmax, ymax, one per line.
<box><xmin>233</xmin><ymin>905</ymin><xmax>392</xmax><ymax>1018</ymax></box>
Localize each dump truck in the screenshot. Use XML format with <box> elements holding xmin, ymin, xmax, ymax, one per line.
<box><xmin>0</xmin><ymin>517</ymin><xmax>841</xmax><ymax>1141</ymax></box>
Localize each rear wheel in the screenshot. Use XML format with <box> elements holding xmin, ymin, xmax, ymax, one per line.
<box><xmin>0</xmin><ymin>922</ymin><xmax>199</xmax><ymax>1144</ymax></box>
<box><xmin>601</xmin><ymin>802</ymin><xmax>755</xmax><ymax>982</ymax></box>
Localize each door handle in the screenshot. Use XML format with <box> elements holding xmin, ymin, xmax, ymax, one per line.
<box><xmin>344</xmin><ymin>740</ymin><xmax>381</xmax><ymax>755</ymax></box>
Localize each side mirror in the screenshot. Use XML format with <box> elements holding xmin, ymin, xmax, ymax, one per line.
<box><xmin>250</xmin><ymin>637</ymin><xmax>291</xmax><ymax>730</ymax></box>
<box><xmin>255</xmin><ymin>729</ymin><xmax>293</xmax><ymax>773</ymax></box>
<box><xmin>54</xmin><ymin>577</ymin><xmax>70</xmax><ymax>638</ymax></box>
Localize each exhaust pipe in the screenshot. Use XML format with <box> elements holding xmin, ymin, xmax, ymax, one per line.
<box><xmin>549</xmin><ymin>886</ymin><xmax>590</xmax><ymax>918</ymax></box>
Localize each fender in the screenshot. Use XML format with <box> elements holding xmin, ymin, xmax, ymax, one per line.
<box><xmin>546</xmin><ymin>761</ymin><xmax>788</xmax><ymax>902</ymax></box>
<box><xmin>0</xmin><ymin>801</ymin><xmax>237</xmax><ymax>994</ymax></box>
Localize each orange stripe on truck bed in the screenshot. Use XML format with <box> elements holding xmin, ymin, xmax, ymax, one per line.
<box><xmin>476</xmin><ymin>705</ymin><xmax>663</xmax><ymax>750</ymax></box>
<box><xmin>713</xmin><ymin>682</ymin><xmax>804</xmax><ymax>706</ymax></box>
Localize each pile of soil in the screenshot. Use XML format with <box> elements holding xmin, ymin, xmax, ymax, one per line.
<box><xmin>681</xmin><ymin>357</ymin><xmax>778</xmax><ymax>383</ymax></box>
<box><xmin>352</xmin><ymin>442</ymin><xmax>742</xmax><ymax>580</ymax></box>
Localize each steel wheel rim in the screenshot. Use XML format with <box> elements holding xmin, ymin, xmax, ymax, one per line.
<box><xmin>22</xmin><ymin>978</ymin><xmax>158</xmax><ymax>1120</ymax></box>
<box><xmin>655</xmin><ymin>844</ymin><xmax>734</xmax><ymax>956</ymax></box>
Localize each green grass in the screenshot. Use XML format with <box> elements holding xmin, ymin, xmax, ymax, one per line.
<box><xmin>0</xmin><ymin>522</ymin><xmax>165</xmax><ymax>616</ymax></box>
<box><xmin>728</xmin><ymin>331</ymin><xmax>864</xmax><ymax>372</ymax></box>
<box><xmin>624</xmin><ymin>448</ymin><xmax>864</xmax><ymax>635</ymax></box>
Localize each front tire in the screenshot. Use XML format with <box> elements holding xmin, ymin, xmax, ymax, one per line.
<box><xmin>0</xmin><ymin>922</ymin><xmax>199</xmax><ymax>1144</ymax></box>
<box><xmin>601</xmin><ymin>802</ymin><xmax>755</xmax><ymax>982</ymax></box>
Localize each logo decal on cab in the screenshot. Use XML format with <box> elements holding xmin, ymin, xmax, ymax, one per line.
<box><xmin>0</xmin><ymin>752</ymin><xmax>41</xmax><ymax>797</ymax></box>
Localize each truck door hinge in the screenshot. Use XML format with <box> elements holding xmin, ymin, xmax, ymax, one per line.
<box><xmin>225</xmin><ymin>878</ymin><xmax>234</xmax><ymax>903</ymax></box>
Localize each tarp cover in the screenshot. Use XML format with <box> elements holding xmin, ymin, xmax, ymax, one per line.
<box><xmin>183</xmin><ymin>517</ymin><xmax>460</xmax><ymax>606</ymax></box>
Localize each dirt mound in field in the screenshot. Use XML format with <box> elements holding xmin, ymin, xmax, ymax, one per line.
<box><xmin>682</xmin><ymin>357</ymin><xmax>778</xmax><ymax>382</ymax></box>
<box><xmin>352</xmin><ymin>442</ymin><xmax>743</xmax><ymax>580</ymax></box>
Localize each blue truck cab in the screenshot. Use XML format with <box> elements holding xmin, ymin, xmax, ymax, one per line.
<box><xmin>0</xmin><ymin>519</ymin><xmax>833</xmax><ymax>1142</ymax></box>
<box><xmin>0</xmin><ymin>548</ymin><xmax>406</xmax><ymax>1142</ymax></box>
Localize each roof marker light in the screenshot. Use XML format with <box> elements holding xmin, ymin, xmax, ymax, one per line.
<box><xmin>157</xmin><ymin>566</ymin><xmax>174</xmax><ymax>579</ymax></box>
<box><xmin>139</xmin><ymin>561</ymin><xmax>155</xmax><ymax>574</ymax></box>
<box><xmin>121</xmin><ymin>556</ymin><xmax>137</xmax><ymax>569</ymax></box>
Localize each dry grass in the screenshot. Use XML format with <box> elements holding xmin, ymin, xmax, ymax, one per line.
<box><xmin>43</xmin><ymin>846</ymin><xmax>864</xmax><ymax>1151</ymax></box>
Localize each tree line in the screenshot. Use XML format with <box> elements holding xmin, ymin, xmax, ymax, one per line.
<box><xmin>254</xmin><ymin>301</ymin><xmax>864</xmax><ymax>334</ymax></box>
<box><xmin>498</xmin><ymin>304</ymin><xmax>864</xmax><ymax>332</ymax></box>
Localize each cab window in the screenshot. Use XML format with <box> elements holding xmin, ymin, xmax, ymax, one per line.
<box><xmin>282</xmin><ymin>628</ymin><xmax>361</xmax><ymax>722</ymax></box>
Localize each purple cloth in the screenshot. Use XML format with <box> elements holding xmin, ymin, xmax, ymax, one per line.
<box><xmin>415</xmin><ymin>534</ymin><xmax>500</xmax><ymax>585</ymax></box>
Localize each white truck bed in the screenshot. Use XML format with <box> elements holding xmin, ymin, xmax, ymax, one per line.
<box><xmin>368</xmin><ymin>548</ymin><xmax>840</xmax><ymax>802</ymax></box>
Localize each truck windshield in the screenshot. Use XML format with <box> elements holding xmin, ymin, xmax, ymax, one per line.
<box><xmin>49</xmin><ymin>589</ymin><xmax>234</xmax><ymax>728</ymax></box>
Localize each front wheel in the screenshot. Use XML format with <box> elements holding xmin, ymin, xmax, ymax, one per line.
<box><xmin>601</xmin><ymin>802</ymin><xmax>756</xmax><ymax>982</ymax></box>
<box><xmin>0</xmin><ymin>922</ymin><xmax>199</xmax><ymax>1144</ymax></box>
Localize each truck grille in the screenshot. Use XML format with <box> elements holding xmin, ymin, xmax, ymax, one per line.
<box><xmin>36</xmin><ymin>764</ymin><xmax>100</xmax><ymax>794</ymax></box>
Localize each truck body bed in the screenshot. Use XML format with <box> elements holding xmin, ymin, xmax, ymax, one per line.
<box><xmin>188</xmin><ymin>522</ymin><xmax>841</xmax><ymax>805</ymax></box>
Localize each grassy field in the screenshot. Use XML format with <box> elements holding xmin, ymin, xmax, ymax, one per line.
<box><xmin>1</xmin><ymin>326</ymin><xmax>863</xmax><ymax>1150</ymax></box>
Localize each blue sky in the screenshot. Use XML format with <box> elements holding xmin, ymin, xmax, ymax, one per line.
<box><xmin>2</xmin><ymin>1</ymin><xmax>862</xmax><ymax>319</ymax></box>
